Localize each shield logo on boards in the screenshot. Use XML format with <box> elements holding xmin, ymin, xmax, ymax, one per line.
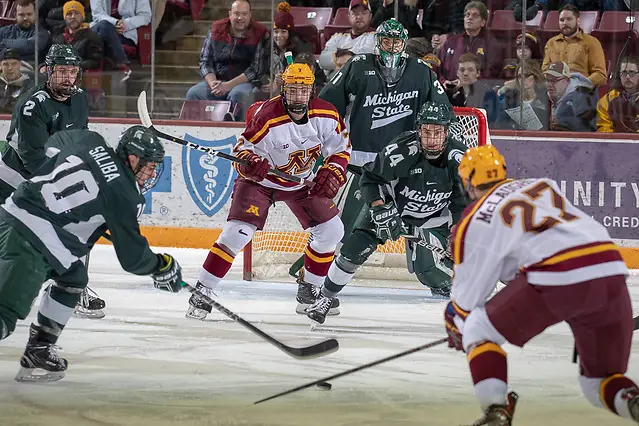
<box><xmin>182</xmin><ymin>134</ymin><xmax>237</xmax><ymax>217</ymax></box>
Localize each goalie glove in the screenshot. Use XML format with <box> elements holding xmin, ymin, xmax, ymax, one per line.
<box><xmin>151</xmin><ymin>254</ymin><xmax>183</xmax><ymax>293</ymax></box>
<box><xmin>444</xmin><ymin>302</ymin><xmax>464</xmax><ymax>352</ymax></box>
<box><xmin>310</xmin><ymin>163</ymin><xmax>346</xmax><ymax>199</ymax></box>
<box><xmin>370</xmin><ymin>202</ymin><xmax>405</xmax><ymax>242</ymax></box>
<box><xmin>236</xmin><ymin>152</ymin><xmax>270</xmax><ymax>182</ymax></box>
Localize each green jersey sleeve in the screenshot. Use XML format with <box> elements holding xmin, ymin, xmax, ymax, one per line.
<box><xmin>15</xmin><ymin>98</ymin><xmax>50</xmax><ymax>173</ymax></box>
<box><xmin>445</xmin><ymin>137</ymin><xmax>470</xmax><ymax>225</ymax></box>
<box><xmin>360</xmin><ymin>131</ymin><xmax>421</xmax><ymax>205</ymax></box>
<box><xmin>318</xmin><ymin>57</ymin><xmax>360</xmax><ymax>117</ymax></box>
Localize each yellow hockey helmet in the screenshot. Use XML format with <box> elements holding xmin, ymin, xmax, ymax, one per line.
<box><xmin>458</xmin><ymin>145</ymin><xmax>507</xmax><ymax>189</ymax></box>
<box><xmin>281</xmin><ymin>63</ymin><xmax>315</xmax><ymax>86</ymax></box>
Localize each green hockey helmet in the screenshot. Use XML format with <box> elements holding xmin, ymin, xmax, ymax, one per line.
<box><xmin>45</xmin><ymin>44</ymin><xmax>82</xmax><ymax>97</ymax></box>
<box><xmin>415</xmin><ymin>102</ymin><xmax>453</xmax><ymax>160</ymax></box>
<box><xmin>116</xmin><ymin>126</ymin><xmax>165</xmax><ymax>192</ymax></box>
<box><xmin>375</xmin><ymin>19</ymin><xmax>408</xmax><ymax>84</ymax></box>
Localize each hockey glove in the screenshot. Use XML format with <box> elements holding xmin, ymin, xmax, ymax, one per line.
<box><xmin>237</xmin><ymin>152</ymin><xmax>270</xmax><ymax>182</ymax></box>
<box><xmin>310</xmin><ymin>164</ymin><xmax>345</xmax><ymax>199</ymax></box>
<box><xmin>370</xmin><ymin>202</ymin><xmax>405</xmax><ymax>242</ymax></box>
<box><xmin>152</xmin><ymin>254</ymin><xmax>183</xmax><ymax>293</ymax></box>
<box><xmin>444</xmin><ymin>302</ymin><xmax>464</xmax><ymax>352</ymax></box>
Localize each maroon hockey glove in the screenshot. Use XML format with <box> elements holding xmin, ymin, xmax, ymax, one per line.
<box><xmin>444</xmin><ymin>302</ymin><xmax>464</xmax><ymax>352</ymax></box>
<box><xmin>237</xmin><ymin>152</ymin><xmax>270</xmax><ymax>182</ymax></box>
<box><xmin>310</xmin><ymin>164</ymin><xmax>345</xmax><ymax>199</ymax></box>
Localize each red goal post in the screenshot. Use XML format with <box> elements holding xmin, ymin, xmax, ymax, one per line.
<box><xmin>242</xmin><ymin>107</ymin><xmax>489</xmax><ymax>281</ymax></box>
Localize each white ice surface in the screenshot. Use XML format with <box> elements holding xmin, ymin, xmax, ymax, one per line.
<box><xmin>1</xmin><ymin>245</ymin><xmax>638</xmax><ymax>426</ymax></box>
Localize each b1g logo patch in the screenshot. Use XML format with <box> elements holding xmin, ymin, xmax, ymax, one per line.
<box><xmin>182</xmin><ymin>134</ymin><xmax>237</xmax><ymax>217</ymax></box>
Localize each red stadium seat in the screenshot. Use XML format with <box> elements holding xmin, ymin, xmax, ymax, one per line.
<box><xmin>591</xmin><ymin>12</ymin><xmax>639</xmax><ymax>74</ymax></box>
<box><xmin>137</xmin><ymin>25</ymin><xmax>152</xmax><ymax>65</ymax></box>
<box><xmin>294</xmin><ymin>24</ymin><xmax>320</xmax><ymax>54</ymax></box>
<box><xmin>486</xmin><ymin>0</ymin><xmax>509</xmax><ymax>10</ymax></box>
<box><xmin>179</xmin><ymin>100</ymin><xmax>232</xmax><ymax>121</ymax></box>
<box><xmin>290</xmin><ymin>7</ymin><xmax>333</xmax><ymax>32</ymax></box>
<box><xmin>0</xmin><ymin>1</ymin><xmax>9</xmax><ymax>18</ymax></box>
<box><xmin>332</xmin><ymin>7</ymin><xmax>350</xmax><ymax>26</ymax></box>
<box><xmin>489</xmin><ymin>9</ymin><xmax>545</xmax><ymax>41</ymax></box>
<box><xmin>0</xmin><ymin>1</ymin><xmax>16</xmax><ymax>25</ymax></box>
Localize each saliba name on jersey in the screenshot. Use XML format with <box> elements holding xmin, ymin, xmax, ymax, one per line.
<box><xmin>89</xmin><ymin>146</ymin><xmax>120</xmax><ymax>182</ymax></box>
<box><xmin>363</xmin><ymin>90</ymin><xmax>419</xmax><ymax>130</ymax></box>
<box><xmin>399</xmin><ymin>185</ymin><xmax>452</xmax><ymax>216</ymax></box>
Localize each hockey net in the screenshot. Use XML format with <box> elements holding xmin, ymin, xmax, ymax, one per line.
<box><xmin>243</xmin><ymin>107</ymin><xmax>489</xmax><ymax>281</ymax></box>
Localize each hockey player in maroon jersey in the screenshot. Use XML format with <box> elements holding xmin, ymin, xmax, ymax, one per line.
<box><xmin>445</xmin><ymin>144</ymin><xmax>639</xmax><ymax>425</ymax></box>
<box><xmin>185</xmin><ymin>63</ymin><xmax>351</xmax><ymax>319</ymax></box>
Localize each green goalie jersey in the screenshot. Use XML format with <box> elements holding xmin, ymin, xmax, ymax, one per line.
<box><xmin>360</xmin><ymin>131</ymin><xmax>469</xmax><ymax>229</ymax></box>
<box><xmin>318</xmin><ymin>53</ymin><xmax>451</xmax><ymax>166</ymax></box>
<box><xmin>0</xmin><ymin>129</ymin><xmax>160</xmax><ymax>276</ymax></box>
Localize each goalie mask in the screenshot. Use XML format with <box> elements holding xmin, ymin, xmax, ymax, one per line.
<box><xmin>116</xmin><ymin>126</ymin><xmax>165</xmax><ymax>193</ymax></box>
<box><xmin>45</xmin><ymin>44</ymin><xmax>82</xmax><ymax>98</ymax></box>
<box><xmin>415</xmin><ymin>101</ymin><xmax>453</xmax><ymax>159</ymax></box>
<box><xmin>458</xmin><ymin>145</ymin><xmax>507</xmax><ymax>197</ymax></box>
<box><xmin>375</xmin><ymin>19</ymin><xmax>408</xmax><ymax>84</ymax></box>
<box><xmin>281</xmin><ymin>63</ymin><xmax>315</xmax><ymax>115</ymax></box>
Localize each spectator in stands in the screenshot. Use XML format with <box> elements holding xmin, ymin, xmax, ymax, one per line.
<box><xmin>90</xmin><ymin>0</ymin><xmax>152</xmax><ymax>82</ymax></box>
<box><xmin>264</xmin><ymin>2</ymin><xmax>311</xmax><ymax>95</ymax></box>
<box><xmin>186</xmin><ymin>0</ymin><xmax>269</xmax><ymax>121</ymax></box>
<box><xmin>428</xmin><ymin>25</ymin><xmax>447</xmax><ymax>54</ymax></box>
<box><xmin>447</xmin><ymin>53</ymin><xmax>497</xmax><ymax>119</ymax></box>
<box><xmin>0</xmin><ymin>0</ymin><xmax>51</xmax><ymax>62</ymax></box>
<box><xmin>405</xmin><ymin>36</ymin><xmax>440</xmax><ymax>70</ymax></box>
<box><xmin>495</xmin><ymin>59</ymin><xmax>549</xmax><ymax>130</ymax></box>
<box><xmin>544</xmin><ymin>61</ymin><xmax>597</xmax><ymax>132</ymax></box>
<box><xmin>502</xmin><ymin>32</ymin><xmax>542</xmax><ymax>79</ymax></box>
<box><xmin>0</xmin><ymin>49</ymin><xmax>33</xmax><ymax>114</ymax></box>
<box><xmin>597</xmin><ymin>56</ymin><xmax>639</xmax><ymax>133</ymax></box>
<box><xmin>506</xmin><ymin>0</ymin><xmax>547</xmax><ymax>22</ymax></box>
<box><xmin>53</xmin><ymin>1</ymin><xmax>103</xmax><ymax>71</ymax></box>
<box><xmin>333</xmin><ymin>48</ymin><xmax>354</xmax><ymax>73</ymax></box>
<box><xmin>542</xmin><ymin>4</ymin><xmax>606</xmax><ymax>87</ymax></box>
<box><xmin>420</xmin><ymin>0</ymin><xmax>470</xmax><ymax>35</ymax></box>
<box><xmin>319</xmin><ymin>0</ymin><xmax>375</xmax><ymax>73</ymax></box>
<box><xmin>39</xmin><ymin>0</ymin><xmax>72</xmax><ymax>34</ymax></box>
<box><xmin>437</xmin><ymin>1</ymin><xmax>504</xmax><ymax>85</ymax></box>
<box><xmin>371</xmin><ymin>0</ymin><xmax>420</xmax><ymax>38</ymax></box>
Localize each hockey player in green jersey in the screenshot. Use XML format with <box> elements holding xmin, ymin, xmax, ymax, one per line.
<box><xmin>0</xmin><ymin>126</ymin><xmax>184</xmax><ymax>382</ymax></box>
<box><xmin>306</xmin><ymin>101</ymin><xmax>470</xmax><ymax>325</ymax></box>
<box><xmin>289</xmin><ymin>18</ymin><xmax>452</xmax><ymax>284</ymax></box>
<box><xmin>0</xmin><ymin>44</ymin><xmax>106</xmax><ymax>317</ymax></box>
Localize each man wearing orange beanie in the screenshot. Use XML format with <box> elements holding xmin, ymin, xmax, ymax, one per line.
<box><xmin>52</xmin><ymin>1</ymin><xmax>104</xmax><ymax>70</ymax></box>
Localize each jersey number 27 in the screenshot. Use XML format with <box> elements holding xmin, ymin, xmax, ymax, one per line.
<box><xmin>500</xmin><ymin>181</ymin><xmax>579</xmax><ymax>234</ymax></box>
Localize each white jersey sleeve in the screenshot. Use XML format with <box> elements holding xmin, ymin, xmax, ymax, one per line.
<box><xmin>451</xmin><ymin>178</ymin><xmax>627</xmax><ymax>316</ymax></box>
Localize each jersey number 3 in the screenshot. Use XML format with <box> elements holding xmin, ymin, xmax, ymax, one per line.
<box><xmin>500</xmin><ymin>181</ymin><xmax>578</xmax><ymax>234</ymax></box>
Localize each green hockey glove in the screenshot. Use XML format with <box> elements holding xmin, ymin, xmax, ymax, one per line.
<box><xmin>370</xmin><ymin>202</ymin><xmax>405</xmax><ymax>242</ymax></box>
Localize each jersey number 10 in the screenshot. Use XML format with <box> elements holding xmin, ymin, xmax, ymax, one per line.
<box><xmin>500</xmin><ymin>181</ymin><xmax>579</xmax><ymax>234</ymax></box>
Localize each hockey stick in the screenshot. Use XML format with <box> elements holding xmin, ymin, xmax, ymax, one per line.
<box><xmin>403</xmin><ymin>235</ymin><xmax>453</xmax><ymax>261</ymax></box>
<box><xmin>180</xmin><ymin>282</ymin><xmax>339</xmax><ymax>360</ymax></box>
<box><xmin>572</xmin><ymin>314</ymin><xmax>639</xmax><ymax>364</ymax></box>
<box><xmin>254</xmin><ymin>337</ymin><xmax>447</xmax><ymax>404</ymax></box>
<box><xmin>136</xmin><ymin>91</ymin><xmax>313</xmax><ymax>186</ymax></box>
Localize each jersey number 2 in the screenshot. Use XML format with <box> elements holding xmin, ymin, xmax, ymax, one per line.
<box><xmin>500</xmin><ymin>181</ymin><xmax>578</xmax><ymax>234</ymax></box>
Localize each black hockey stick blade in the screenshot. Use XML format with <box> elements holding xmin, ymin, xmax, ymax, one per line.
<box><xmin>254</xmin><ymin>337</ymin><xmax>447</xmax><ymax>404</ymax></box>
<box><xmin>181</xmin><ymin>282</ymin><xmax>338</xmax><ymax>360</ymax></box>
<box><xmin>136</xmin><ymin>91</ymin><xmax>312</xmax><ymax>186</ymax></box>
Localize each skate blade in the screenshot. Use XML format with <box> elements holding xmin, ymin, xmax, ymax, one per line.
<box><xmin>310</xmin><ymin>320</ymin><xmax>321</xmax><ymax>331</ymax></box>
<box><xmin>295</xmin><ymin>303</ymin><xmax>311</xmax><ymax>315</ymax></box>
<box><xmin>15</xmin><ymin>367</ymin><xmax>65</xmax><ymax>383</ymax></box>
<box><xmin>327</xmin><ymin>307</ymin><xmax>340</xmax><ymax>316</ymax></box>
<box><xmin>73</xmin><ymin>308</ymin><xmax>105</xmax><ymax>319</ymax></box>
<box><xmin>185</xmin><ymin>306</ymin><xmax>208</xmax><ymax>320</ymax></box>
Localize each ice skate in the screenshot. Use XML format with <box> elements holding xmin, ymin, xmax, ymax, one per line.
<box><xmin>430</xmin><ymin>286</ymin><xmax>451</xmax><ymax>299</ymax></box>
<box><xmin>468</xmin><ymin>392</ymin><xmax>518</xmax><ymax>426</ymax></box>
<box><xmin>307</xmin><ymin>295</ymin><xmax>335</xmax><ymax>328</ymax></box>
<box><xmin>186</xmin><ymin>282</ymin><xmax>216</xmax><ymax>320</ymax></box>
<box><xmin>623</xmin><ymin>387</ymin><xmax>639</xmax><ymax>422</ymax></box>
<box><xmin>15</xmin><ymin>324</ymin><xmax>68</xmax><ymax>383</ymax></box>
<box><xmin>73</xmin><ymin>286</ymin><xmax>106</xmax><ymax>319</ymax></box>
<box><xmin>295</xmin><ymin>277</ymin><xmax>340</xmax><ymax>316</ymax></box>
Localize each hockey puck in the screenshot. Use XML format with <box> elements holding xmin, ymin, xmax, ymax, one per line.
<box><xmin>316</xmin><ymin>381</ymin><xmax>332</xmax><ymax>390</ymax></box>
